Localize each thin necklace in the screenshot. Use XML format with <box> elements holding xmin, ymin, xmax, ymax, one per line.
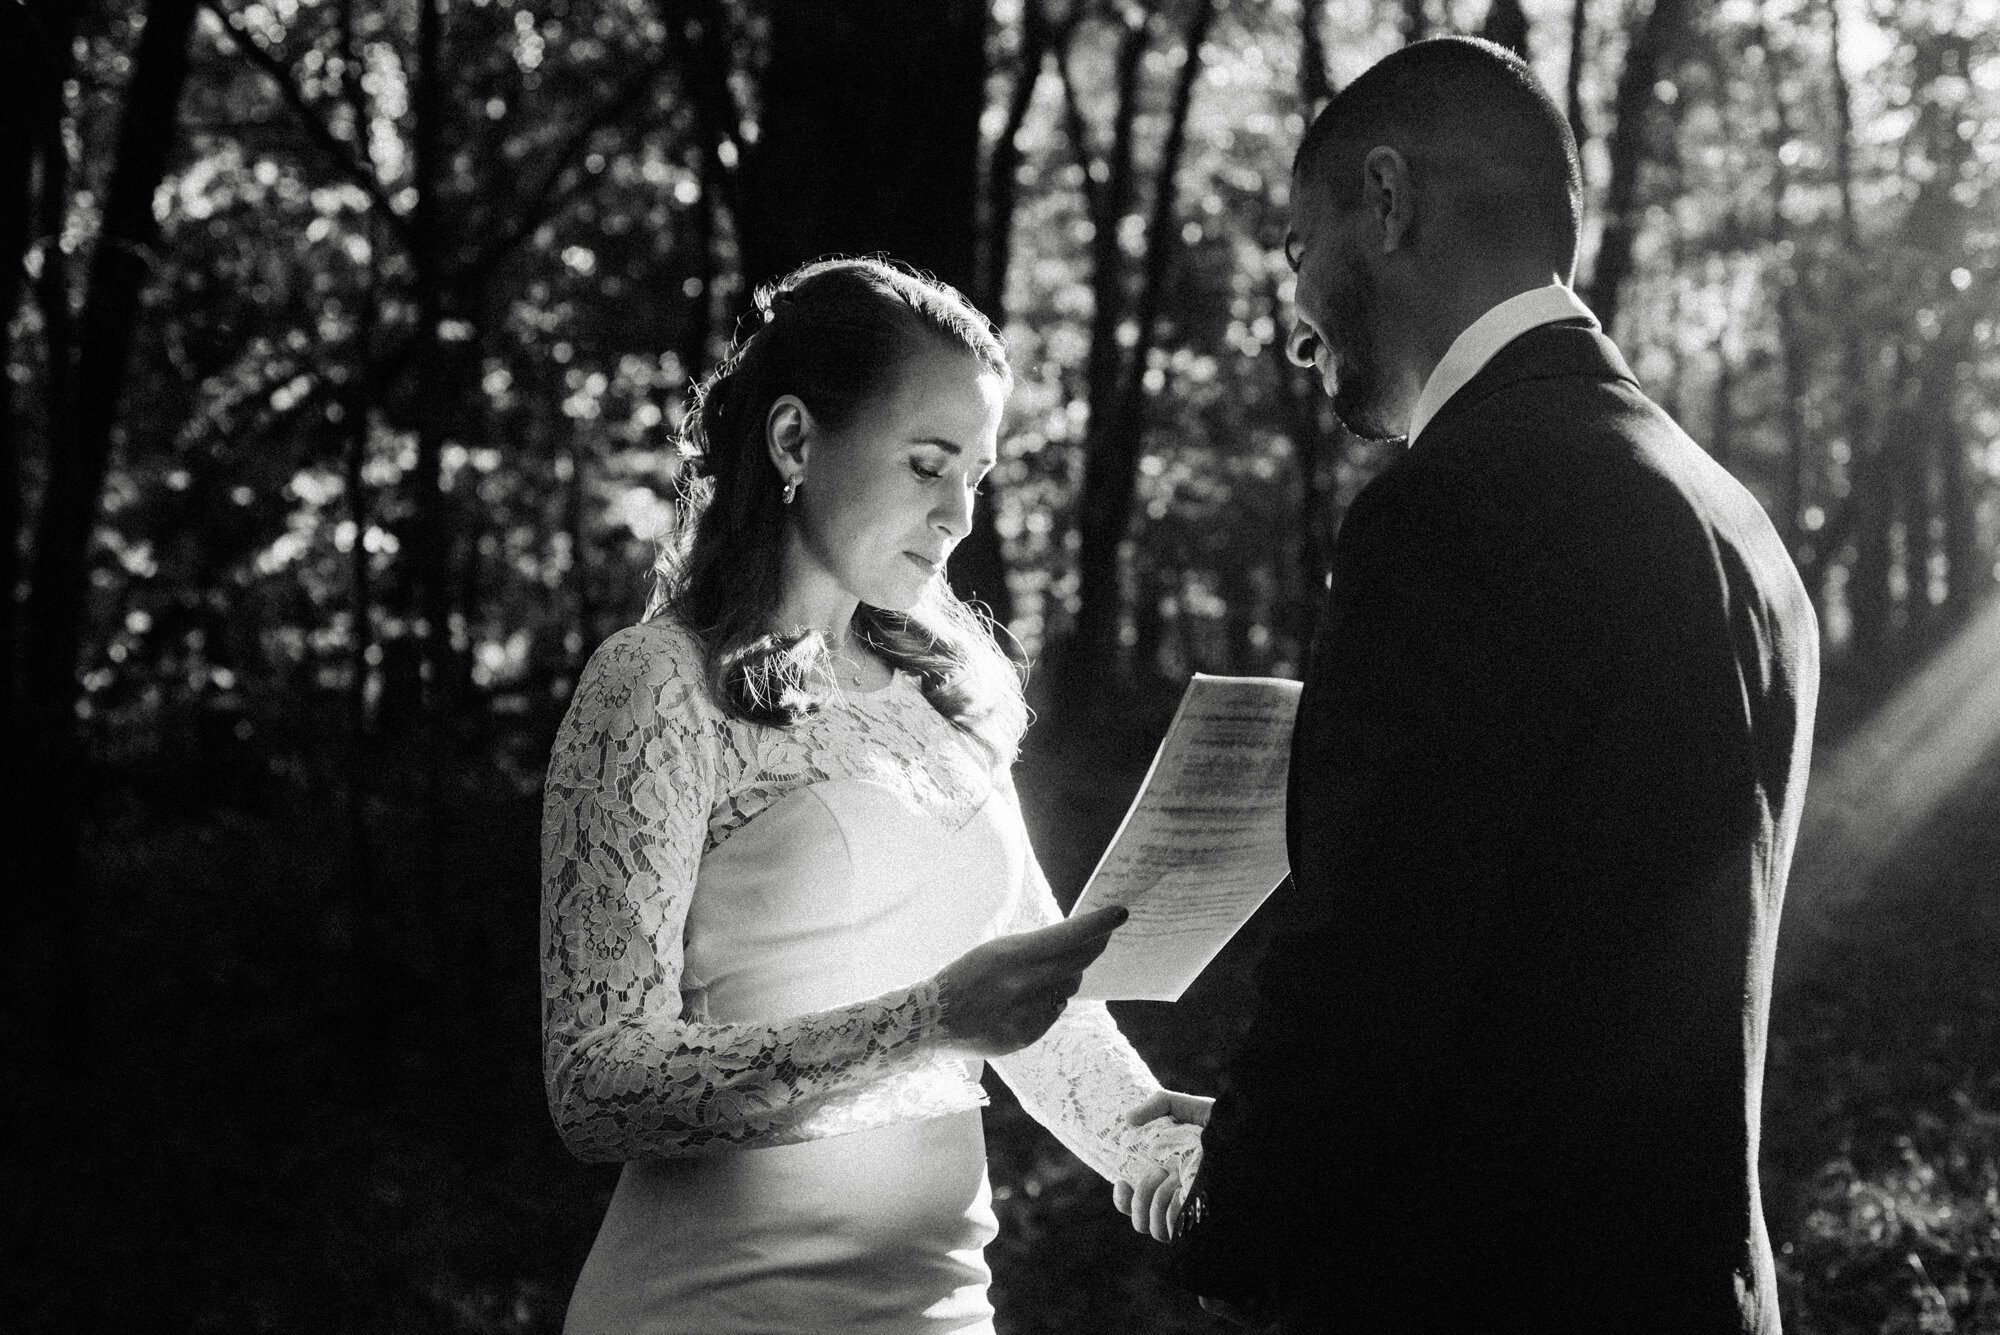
<box><xmin>829</xmin><ymin>643</ymin><xmax>869</xmax><ymax>689</ymax></box>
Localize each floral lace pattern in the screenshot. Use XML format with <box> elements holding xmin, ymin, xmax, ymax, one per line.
<box><xmin>990</xmin><ymin>840</ymin><xmax>1208</xmax><ymax>1187</ymax></box>
<box><xmin>541</xmin><ymin>615</ymin><xmax>1200</xmax><ymax>1187</ymax></box>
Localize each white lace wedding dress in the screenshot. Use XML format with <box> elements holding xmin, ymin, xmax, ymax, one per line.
<box><xmin>541</xmin><ymin>616</ymin><xmax>1199</xmax><ymax>1335</ymax></box>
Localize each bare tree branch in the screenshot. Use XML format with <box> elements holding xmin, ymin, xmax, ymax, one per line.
<box><xmin>670</xmin><ymin>0</ymin><xmax>751</xmax><ymax>232</ymax></box>
<box><xmin>171</xmin><ymin>352</ymin><xmax>310</xmax><ymax>452</ymax></box>
<box><xmin>1118</xmin><ymin>0</ymin><xmax>1216</xmax><ymax>409</ymax></box>
<box><xmin>1585</xmin><ymin>0</ymin><xmax>1690</xmax><ymax>332</ymax></box>
<box><xmin>458</xmin><ymin>61</ymin><xmax>669</xmax><ymax>282</ymax></box>
<box><xmin>196</xmin><ymin>20</ymin><xmax>672</xmax><ymax>451</ymax></box>
<box><xmin>1057</xmin><ymin>36</ymin><xmax>1105</xmax><ymax>226</ymax></box>
<box><xmin>337</xmin><ymin>0</ymin><xmax>382</xmax><ymax>185</ymax></box>
<box><xmin>980</xmin><ymin>0</ymin><xmax>1078</xmax><ymax>318</ymax></box>
<box><xmin>198</xmin><ymin>0</ymin><xmax>410</xmax><ymax>244</ymax></box>
<box><xmin>1068</xmin><ymin>0</ymin><xmax>1216</xmax><ymax>683</ymax></box>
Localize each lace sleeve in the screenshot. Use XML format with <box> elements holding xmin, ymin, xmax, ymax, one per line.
<box><xmin>539</xmin><ymin>625</ymin><xmax>949</xmax><ymax>1161</ymax></box>
<box><xmin>986</xmin><ymin>776</ymin><xmax>1205</xmax><ymax>1187</ymax></box>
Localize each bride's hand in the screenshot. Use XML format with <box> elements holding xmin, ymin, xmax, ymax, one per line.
<box><xmin>932</xmin><ymin>907</ymin><xmax>1127</xmax><ymax>1057</ymax></box>
<box><xmin>1113</xmin><ymin>1160</ymin><xmax>1190</xmax><ymax>1242</ymax></box>
<box><xmin>1115</xmin><ymin>1092</ymin><xmax>1210</xmax><ymax>1241</ymax></box>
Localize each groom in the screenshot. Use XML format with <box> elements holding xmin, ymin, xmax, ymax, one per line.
<box><xmin>1171</xmin><ymin>37</ymin><xmax>1819</xmax><ymax>1334</ymax></box>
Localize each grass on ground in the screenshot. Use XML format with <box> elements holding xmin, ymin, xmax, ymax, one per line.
<box><xmin>6</xmin><ymin>706</ymin><xmax>1996</xmax><ymax>1333</ymax></box>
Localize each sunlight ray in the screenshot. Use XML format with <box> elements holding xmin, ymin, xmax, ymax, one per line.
<box><xmin>1787</xmin><ymin>594</ymin><xmax>2000</xmax><ymax>929</ymax></box>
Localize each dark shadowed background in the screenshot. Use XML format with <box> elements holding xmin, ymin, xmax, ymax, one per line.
<box><xmin>3</xmin><ymin>0</ymin><xmax>1997</xmax><ymax>1330</ymax></box>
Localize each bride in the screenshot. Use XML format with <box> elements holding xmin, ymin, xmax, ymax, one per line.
<box><xmin>541</xmin><ymin>256</ymin><xmax>1206</xmax><ymax>1334</ymax></box>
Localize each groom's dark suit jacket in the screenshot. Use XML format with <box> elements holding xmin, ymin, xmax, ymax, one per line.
<box><xmin>1176</xmin><ymin>322</ymin><xmax>1819</xmax><ymax>1334</ymax></box>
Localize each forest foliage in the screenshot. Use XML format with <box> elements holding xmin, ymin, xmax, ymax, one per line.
<box><xmin>6</xmin><ymin>0</ymin><xmax>1998</xmax><ymax>803</ymax></box>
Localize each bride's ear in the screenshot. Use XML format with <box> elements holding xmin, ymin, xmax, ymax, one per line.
<box><xmin>765</xmin><ymin>394</ymin><xmax>815</xmax><ymax>486</ymax></box>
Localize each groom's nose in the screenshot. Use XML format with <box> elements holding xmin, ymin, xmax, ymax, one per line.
<box><xmin>1286</xmin><ymin>322</ymin><xmax>1322</xmax><ymax>370</ymax></box>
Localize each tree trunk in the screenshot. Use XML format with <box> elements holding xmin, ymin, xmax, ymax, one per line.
<box><xmin>1824</xmin><ymin>0</ymin><xmax>1881</xmax><ymax>674</ymax></box>
<box><xmin>2</xmin><ymin>1</ymin><xmax>75</xmax><ymax>836</ymax></box>
<box><xmin>1911</xmin><ymin>432</ymin><xmax>1962</xmax><ymax>637</ymax></box>
<box><xmin>1220</xmin><ymin>558</ymin><xmax>1257</xmax><ymax>673</ymax></box>
<box><xmin>671</xmin><ymin>0</ymin><xmax>734</xmax><ymax>382</ymax></box>
<box><xmin>1070</xmin><ymin>0</ymin><xmax>1217</xmax><ymax>690</ymax></box>
<box><xmin>1</xmin><ymin>0</ymin><xmax>79</xmax><ymax>976</ymax></box>
<box><xmin>1753</xmin><ymin>2</ymin><xmax>1812</xmax><ymax>563</ymax></box>
<box><xmin>1908</xmin><ymin>360</ymin><xmax>1948</xmax><ymax>644</ymax></box>
<box><xmin>407</xmin><ymin>0</ymin><xmax>452</xmax><ymax>717</ymax></box>
<box><xmin>340</xmin><ymin>252</ymin><xmax>380</xmax><ymax>981</ymax></box>
<box><xmin>0</xmin><ymin>27</ymin><xmax>28</xmax><ymax>881</ymax></box>
<box><xmin>978</xmin><ymin>2</ymin><xmax>1064</xmax><ymax>322</ymax></box>
<box><xmin>743</xmin><ymin>0</ymin><xmax>985</xmax><ymax>289</ymax></box>
<box><xmin>23</xmin><ymin>0</ymin><xmax>202</xmax><ymax>880</ymax></box>
<box><xmin>1</xmin><ymin>14</ymin><xmax>39</xmax><ymax>720</ymax></box>
<box><xmin>743</xmin><ymin>0</ymin><xmax>1011</xmax><ymax>622</ymax></box>
<box><xmin>1479</xmin><ymin>0</ymin><xmax>1531</xmax><ymax>59</ymax></box>
<box><xmin>455</xmin><ymin>473</ymin><xmax>488</xmax><ymax>706</ymax></box>
<box><xmin>1070</xmin><ymin>17</ymin><xmax>1149</xmax><ymax>538</ymax></box>
<box><xmin>675</xmin><ymin>144</ymin><xmax>716</xmax><ymax>384</ymax></box>
<box><xmin>1056</xmin><ymin>5</ymin><xmax>1148</xmax><ymax>678</ymax></box>
<box><xmin>965</xmin><ymin>4</ymin><xmax>1074</xmax><ymax>632</ymax></box>
<box><xmin>1848</xmin><ymin>349</ymin><xmax>1899</xmax><ymax>677</ymax></box>
<box><xmin>1774</xmin><ymin>277</ymin><xmax>1810</xmax><ymax>561</ymax></box>
<box><xmin>1585</xmin><ymin>0</ymin><xmax>1688</xmax><ymax>334</ymax></box>
<box><xmin>1935</xmin><ymin>328</ymin><xmax>1976</xmax><ymax>616</ymax></box>
<box><xmin>1904</xmin><ymin>38</ymin><xmax>1975</xmax><ymax>630</ymax></box>
<box><xmin>965</xmin><ymin>4</ymin><xmax>1077</xmax><ymax>633</ymax></box>
<box><xmin>1402</xmin><ymin>0</ymin><xmax>1429</xmax><ymax>45</ymax></box>
<box><xmin>566</xmin><ymin>434</ymin><xmax>597</xmax><ymax>661</ymax></box>
<box><xmin>1299</xmin><ymin>0</ymin><xmax>1332</xmax><ymax>112</ymax></box>
<box><xmin>1131</xmin><ymin>562</ymin><xmax>1172</xmax><ymax>682</ymax></box>
<box><xmin>1564</xmin><ymin>0</ymin><xmax>1589</xmax><ymax>173</ymax></box>
<box><xmin>1710</xmin><ymin>308</ymin><xmax>1736</xmax><ymax>471</ymax></box>
<box><xmin>1889</xmin><ymin>351</ymin><xmax>1928</xmax><ymax>645</ymax></box>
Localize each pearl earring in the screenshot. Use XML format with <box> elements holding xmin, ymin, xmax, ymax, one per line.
<box><xmin>782</xmin><ymin>477</ymin><xmax>799</xmax><ymax>505</ymax></box>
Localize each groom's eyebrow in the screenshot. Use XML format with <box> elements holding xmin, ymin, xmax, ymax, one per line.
<box><xmin>1283</xmin><ymin>229</ymin><xmax>1303</xmax><ymax>270</ymax></box>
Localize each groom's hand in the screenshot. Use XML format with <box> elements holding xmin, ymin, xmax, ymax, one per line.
<box><xmin>1124</xmin><ymin>1089</ymin><xmax>1214</xmax><ymax>1128</ymax></box>
<box><xmin>932</xmin><ymin>907</ymin><xmax>1127</xmax><ymax>1057</ymax></box>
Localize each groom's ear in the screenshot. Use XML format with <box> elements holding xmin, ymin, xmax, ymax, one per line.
<box><xmin>1362</xmin><ymin>146</ymin><xmax>1415</xmax><ymax>255</ymax></box>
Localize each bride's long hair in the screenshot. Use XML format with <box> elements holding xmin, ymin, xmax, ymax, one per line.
<box><xmin>649</xmin><ymin>257</ymin><xmax>1027</xmax><ymax>760</ymax></box>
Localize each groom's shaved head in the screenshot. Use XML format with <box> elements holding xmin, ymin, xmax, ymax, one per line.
<box><xmin>1296</xmin><ymin>37</ymin><xmax>1582</xmax><ymax>274</ymax></box>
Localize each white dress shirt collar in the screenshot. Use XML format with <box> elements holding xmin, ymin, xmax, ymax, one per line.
<box><xmin>1406</xmin><ymin>283</ymin><xmax>1599</xmax><ymax>445</ymax></box>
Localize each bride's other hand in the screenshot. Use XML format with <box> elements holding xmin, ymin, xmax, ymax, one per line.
<box><xmin>932</xmin><ymin>907</ymin><xmax>1127</xmax><ymax>1057</ymax></box>
<box><xmin>1123</xmin><ymin>1088</ymin><xmax>1214</xmax><ymax>1128</ymax></box>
